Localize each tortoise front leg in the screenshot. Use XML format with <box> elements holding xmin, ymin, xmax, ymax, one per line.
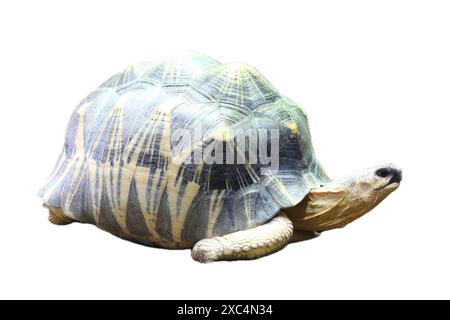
<box><xmin>191</xmin><ymin>214</ymin><xmax>293</xmax><ymax>263</ymax></box>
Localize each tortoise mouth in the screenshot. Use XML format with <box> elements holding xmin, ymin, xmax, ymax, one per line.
<box><xmin>385</xmin><ymin>181</ymin><xmax>400</xmax><ymax>190</ymax></box>
<box><xmin>376</xmin><ymin>181</ymin><xmax>400</xmax><ymax>192</ymax></box>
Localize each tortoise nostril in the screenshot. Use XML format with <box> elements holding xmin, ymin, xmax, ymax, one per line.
<box><xmin>375</xmin><ymin>168</ymin><xmax>391</xmax><ymax>178</ymax></box>
<box><xmin>390</xmin><ymin>168</ymin><xmax>402</xmax><ymax>184</ymax></box>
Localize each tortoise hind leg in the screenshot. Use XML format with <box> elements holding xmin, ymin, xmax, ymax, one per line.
<box><xmin>191</xmin><ymin>213</ymin><xmax>293</xmax><ymax>263</ymax></box>
<box><xmin>45</xmin><ymin>205</ymin><xmax>75</xmax><ymax>225</ymax></box>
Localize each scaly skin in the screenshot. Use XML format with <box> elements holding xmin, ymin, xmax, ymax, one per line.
<box><xmin>191</xmin><ymin>214</ymin><xmax>293</xmax><ymax>263</ymax></box>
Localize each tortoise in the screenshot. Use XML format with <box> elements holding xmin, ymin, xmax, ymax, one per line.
<box><xmin>39</xmin><ymin>52</ymin><xmax>402</xmax><ymax>262</ymax></box>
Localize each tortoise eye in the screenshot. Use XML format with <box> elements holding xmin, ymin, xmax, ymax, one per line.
<box><xmin>375</xmin><ymin>168</ymin><xmax>390</xmax><ymax>178</ymax></box>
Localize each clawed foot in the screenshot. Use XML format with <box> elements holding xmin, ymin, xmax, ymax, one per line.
<box><xmin>191</xmin><ymin>238</ymin><xmax>224</xmax><ymax>263</ymax></box>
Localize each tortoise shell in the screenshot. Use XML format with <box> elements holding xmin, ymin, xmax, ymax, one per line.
<box><xmin>39</xmin><ymin>52</ymin><xmax>329</xmax><ymax>248</ymax></box>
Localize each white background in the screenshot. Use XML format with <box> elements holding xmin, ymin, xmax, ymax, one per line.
<box><xmin>1</xmin><ymin>0</ymin><xmax>449</xmax><ymax>299</ymax></box>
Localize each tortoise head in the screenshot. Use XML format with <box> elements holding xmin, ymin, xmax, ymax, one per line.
<box><xmin>286</xmin><ymin>164</ymin><xmax>402</xmax><ymax>231</ymax></box>
<box><xmin>334</xmin><ymin>163</ymin><xmax>402</xmax><ymax>220</ymax></box>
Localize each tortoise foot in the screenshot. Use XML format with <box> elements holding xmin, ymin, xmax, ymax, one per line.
<box><xmin>46</xmin><ymin>205</ymin><xmax>75</xmax><ymax>225</ymax></box>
